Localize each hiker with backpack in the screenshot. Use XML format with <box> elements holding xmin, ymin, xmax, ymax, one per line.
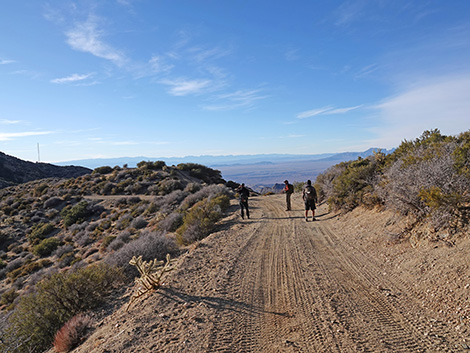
<box><xmin>236</xmin><ymin>183</ymin><xmax>250</xmax><ymax>219</ymax></box>
<box><xmin>283</xmin><ymin>180</ymin><xmax>294</xmax><ymax>211</ymax></box>
<box><xmin>302</xmin><ymin>180</ymin><xmax>317</xmax><ymax>221</ymax></box>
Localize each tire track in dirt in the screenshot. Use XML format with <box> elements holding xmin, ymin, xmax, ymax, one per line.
<box><xmin>206</xmin><ymin>195</ymin><xmax>458</xmax><ymax>352</ymax></box>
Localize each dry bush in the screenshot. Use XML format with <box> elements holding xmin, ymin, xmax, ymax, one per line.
<box><xmin>53</xmin><ymin>313</ymin><xmax>92</xmax><ymax>352</ymax></box>
<box><xmin>378</xmin><ymin>141</ymin><xmax>470</xmax><ymax>230</ymax></box>
<box><xmin>105</xmin><ymin>230</ymin><xmax>177</xmax><ymax>279</ymax></box>
<box><xmin>158</xmin><ymin>212</ymin><xmax>184</xmax><ymax>232</ymax></box>
<box><xmin>180</xmin><ymin>184</ymin><xmax>231</xmax><ymax>211</ymax></box>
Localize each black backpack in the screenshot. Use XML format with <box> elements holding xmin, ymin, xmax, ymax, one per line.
<box><xmin>305</xmin><ymin>185</ymin><xmax>316</xmax><ymax>201</ymax></box>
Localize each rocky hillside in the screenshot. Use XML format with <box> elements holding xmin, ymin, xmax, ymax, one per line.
<box><xmin>0</xmin><ymin>151</ymin><xmax>91</xmax><ymax>189</ymax></box>
<box><xmin>0</xmin><ymin>161</ymin><xmax>233</xmax><ymax>352</ymax></box>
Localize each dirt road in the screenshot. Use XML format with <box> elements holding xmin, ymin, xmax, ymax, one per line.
<box><xmin>77</xmin><ymin>194</ymin><xmax>465</xmax><ymax>353</ymax></box>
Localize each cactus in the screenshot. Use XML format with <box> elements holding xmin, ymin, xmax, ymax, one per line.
<box><xmin>126</xmin><ymin>253</ymin><xmax>175</xmax><ymax>310</ymax></box>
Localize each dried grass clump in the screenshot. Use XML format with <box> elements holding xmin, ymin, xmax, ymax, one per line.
<box><xmin>53</xmin><ymin>314</ymin><xmax>92</xmax><ymax>353</ymax></box>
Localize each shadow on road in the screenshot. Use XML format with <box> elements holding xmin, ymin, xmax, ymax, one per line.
<box><xmin>159</xmin><ymin>287</ymin><xmax>291</xmax><ymax>318</ymax></box>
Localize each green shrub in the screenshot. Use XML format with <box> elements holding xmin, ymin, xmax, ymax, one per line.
<box><xmin>61</xmin><ymin>201</ymin><xmax>92</xmax><ymax>228</ymax></box>
<box><xmin>92</xmin><ymin>166</ymin><xmax>113</xmax><ymax>175</ymax></box>
<box><xmin>100</xmin><ymin>235</ymin><xmax>116</xmax><ymax>251</ymax></box>
<box><xmin>0</xmin><ymin>288</ymin><xmax>18</xmax><ymax>309</ymax></box>
<box><xmin>7</xmin><ymin>259</ymin><xmax>51</xmax><ymax>282</ymax></box>
<box><xmin>4</xmin><ymin>263</ymin><xmax>123</xmax><ymax>353</ymax></box>
<box><xmin>28</xmin><ymin>222</ymin><xmax>55</xmax><ymax>244</ymax></box>
<box><xmin>137</xmin><ymin>160</ymin><xmax>166</xmax><ymax>170</ymax></box>
<box><xmin>177</xmin><ymin>194</ymin><xmax>230</xmax><ymax>244</ymax></box>
<box><xmin>33</xmin><ymin>237</ymin><xmax>61</xmax><ymax>257</ymax></box>
<box><xmin>176</xmin><ymin>163</ymin><xmax>224</xmax><ymax>184</ymax></box>
<box><xmin>33</xmin><ymin>183</ymin><xmax>49</xmax><ymax>197</ymax></box>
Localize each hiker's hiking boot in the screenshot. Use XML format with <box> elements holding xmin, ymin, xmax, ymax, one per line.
<box><xmin>305</xmin><ymin>217</ymin><xmax>308</xmax><ymax>222</ymax></box>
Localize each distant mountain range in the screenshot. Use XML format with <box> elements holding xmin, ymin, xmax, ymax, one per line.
<box><xmin>0</xmin><ymin>151</ymin><xmax>91</xmax><ymax>189</ymax></box>
<box><xmin>57</xmin><ymin>148</ymin><xmax>393</xmax><ymax>190</ymax></box>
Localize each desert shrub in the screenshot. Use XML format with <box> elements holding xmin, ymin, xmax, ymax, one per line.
<box><xmin>6</xmin><ymin>259</ymin><xmax>52</xmax><ymax>282</ymax></box>
<box><xmin>116</xmin><ymin>213</ymin><xmax>132</xmax><ymax>230</ymax></box>
<box><xmin>5</xmin><ymin>263</ymin><xmax>123</xmax><ymax>353</ymax></box>
<box><xmin>0</xmin><ymin>288</ymin><xmax>18</xmax><ymax>309</ymax></box>
<box><xmin>158</xmin><ymin>179</ymin><xmax>184</xmax><ymax>195</ymax></box>
<box><xmin>53</xmin><ymin>314</ymin><xmax>92</xmax><ymax>353</ymax></box>
<box><xmin>293</xmin><ymin>181</ymin><xmax>304</xmax><ymax>193</ymax></box>
<box><xmin>130</xmin><ymin>216</ymin><xmax>148</xmax><ymax>229</ymax></box>
<box><xmin>145</xmin><ymin>202</ymin><xmax>159</xmax><ymax>214</ymax></box>
<box><xmin>378</xmin><ymin>139</ymin><xmax>470</xmax><ymax>229</ymax></box>
<box><xmin>33</xmin><ymin>183</ymin><xmax>49</xmax><ymax>197</ymax></box>
<box><xmin>92</xmin><ymin>166</ymin><xmax>113</xmax><ymax>175</ymax></box>
<box><xmin>158</xmin><ymin>212</ymin><xmax>184</xmax><ymax>232</ymax></box>
<box><xmin>44</xmin><ymin>196</ymin><xmax>62</xmax><ymax>209</ymax></box>
<box><xmin>316</xmin><ymin>152</ymin><xmax>386</xmax><ymax>211</ymax></box>
<box><xmin>4</xmin><ymin>258</ymin><xmax>24</xmax><ymax>274</ymax></box>
<box><xmin>28</xmin><ymin>222</ymin><xmax>55</xmax><ymax>245</ymax></box>
<box><xmin>137</xmin><ymin>160</ymin><xmax>166</xmax><ymax>170</ymax></box>
<box><xmin>100</xmin><ymin>235</ymin><xmax>116</xmax><ymax>251</ymax></box>
<box><xmin>176</xmin><ymin>163</ymin><xmax>224</xmax><ymax>184</ymax></box>
<box><xmin>0</xmin><ymin>232</ymin><xmax>10</xmax><ymax>251</ymax></box>
<box><xmin>177</xmin><ymin>194</ymin><xmax>230</xmax><ymax>244</ymax></box>
<box><xmin>101</xmin><ymin>182</ymin><xmax>114</xmax><ymax>195</ymax></box>
<box><xmin>180</xmin><ymin>184</ymin><xmax>231</xmax><ymax>211</ymax></box>
<box><xmin>33</xmin><ymin>237</ymin><xmax>61</xmax><ymax>257</ymax></box>
<box><xmin>106</xmin><ymin>230</ymin><xmax>177</xmax><ymax>279</ymax></box>
<box><xmin>184</xmin><ymin>182</ymin><xmax>201</xmax><ymax>193</ymax></box>
<box><xmin>61</xmin><ymin>201</ymin><xmax>93</xmax><ymax>228</ymax></box>
<box><xmin>75</xmin><ymin>231</ymin><xmax>92</xmax><ymax>247</ymax></box>
<box><xmin>107</xmin><ymin>238</ymin><xmax>125</xmax><ymax>252</ymax></box>
<box><xmin>54</xmin><ymin>244</ymin><xmax>75</xmax><ymax>258</ymax></box>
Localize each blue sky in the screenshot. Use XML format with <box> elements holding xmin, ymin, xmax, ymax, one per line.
<box><xmin>1</xmin><ymin>1</ymin><xmax>470</xmax><ymax>163</ymax></box>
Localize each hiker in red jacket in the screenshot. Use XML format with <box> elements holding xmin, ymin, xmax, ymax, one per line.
<box><xmin>283</xmin><ymin>180</ymin><xmax>294</xmax><ymax>211</ymax></box>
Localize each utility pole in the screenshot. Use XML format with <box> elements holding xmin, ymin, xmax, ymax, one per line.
<box><xmin>37</xmin><ymin>143</ymin><xmax>40</xmax><ymax>163</ymax></box>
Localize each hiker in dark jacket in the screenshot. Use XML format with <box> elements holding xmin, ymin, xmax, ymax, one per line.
<box><xmin>283</xmin><ymin>180</ymin><xmax>294</xmax><ymax>211</ymax></box>
<box><xmin>236</xmin><ymin>183</ymin><xmax>250</xmax><ymax>219</ymax></box>
<box><xmin>302</xmin><ymin>180</ymin><xmax>317</xmax><ymax>221</ymax></box>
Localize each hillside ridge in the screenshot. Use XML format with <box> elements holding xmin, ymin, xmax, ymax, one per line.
<box><xmin>0</xmin><ymin>151</ymin><xmax>91</xmax><ymax>189</ymax></box>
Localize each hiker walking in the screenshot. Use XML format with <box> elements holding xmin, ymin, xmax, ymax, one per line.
<box><xmin>302</xmin><ymin>180</ymin><xmax>317</xmax><ymax>221</ymax></box>
<box><xmin>236</xmin><ymin>183</ymin><xmax>250</xmax><ymax>219</ymax></box>
<box><xmin>283</xmin><ymin>180</ymin><xmax>294</xmax><ymax>211</ymax></box>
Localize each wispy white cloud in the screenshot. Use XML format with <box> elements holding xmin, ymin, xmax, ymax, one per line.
<box><xmin>110</xmin><ymin>140</ymin><xmax>139</xmax><ymax>146</ymax></box>
<box><xmin>324</xmin><ymin>105</ymin><xmax>363</xmax><ymax>115</ymax></box>
<box><xmin>297</xmin><ymin>105</ymin><xmax>362</xmax><ymax>119</ymax></box>
<box><xmin>297</xmin><ymin>106</ymin><xmax>333</xmax><ymax>119</ymax></box>
<box><xmin>0</xmin><ymin>131</ymin><xmax>53</xmax><ymax>141</ymax></box>
<box><xmin>355</xmin><ymin>64</ymin><xmax>379</xmax><ymax>78</ymax></box>
<box><xmin>0</xmin><ymin>119</ymin><xmax>22</xmax><ymax>125</ymax></box>
<box><xmin>0</xmin><ymin>59</ymin><xmax>15</xmax><ymax>65</ymax></box>
<box><xmin>160</xmin><ymin>78</ymin><xmax>212</xmax><ymax>96</ymax></box>
<box><xmin>51</xmin><ymin>73</ymin><xmax>94</xmax><ymax>84</ymax></box>
<box><xmin>149</xmin><ymin>55</ymin><xmax>174</xmax><ymax>74</ymax></box>
<box><xmin>285</xmin><ymin>49</ymin><xmax>299</xmax><ymax>61</ymax></box>
<box><xmin>65</xmin><ymin>15</ymin><xmax>126</xmax><ymax>66</ymax></box>
<box><xmin>203</xmin><ymin>89</ymin><xmax>268</xmax><ymax>111</ymax></box>
<box><xmin>368</xmin><ymin>74</ymin><xmax>470</xmax><ymax>148</ymax></box>
<box><xmin>189</xmin><ymin>46</ymin><xmax>232</xmax><ymax>63</ymax></box>
<box><xmin>334</xmin><ymin>1</ymin><xmax>365</xmax><ymax>26</ymax></box>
